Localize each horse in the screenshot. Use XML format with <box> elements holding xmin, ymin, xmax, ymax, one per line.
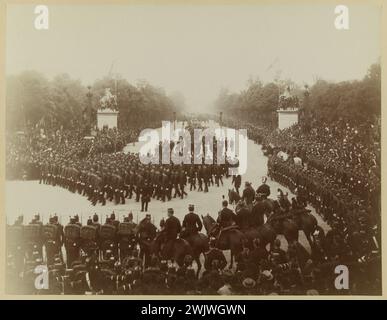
<box><xmin>180</xmin><ymin>232</ymin><xmax>209</xmax><ymax>277</ymax></box>
<box><xmin>150</xmin><ymin>234</ymin><xmax>193</xmax><ymax>267</ymax></box>
<box><xmin>234</xmin><ymin>199</ymin><xmax>277</xmax><ymax>247</ymax></box>
<box><xmin>271</xmin><ymin>192</ymin><xmax>313</xmax><ymax>246</ymax></box>
<box><xmin>242</xmin><ymin>224</ymin><xmax>277</xmax><ymax>248</ymax></box>
<box><xmin>228</xmin><ymin>189</ymin><xmax>241</xmax><ymax>205</ymax></box>
<box><xmin>201</xmin><ymin>214</ymin><xmax>245</xmax><ymax>269</ymax></box>
<box><xmin>266</xmin><ymin>214</ymin><xmax>299</xmax><ymax>245</ymax></box>
<box><xmin>291</xmin><ymin>208</ymin><xmax>318</xmax><ymax>247</ymax></box>
<box><xmin>260</xmin><ymin>198</ymin><xmax>276</xmax><ymax>215</ymax></box>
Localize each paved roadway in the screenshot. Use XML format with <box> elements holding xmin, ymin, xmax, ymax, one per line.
<box><xmin>6</xmin><ymin>121</ymin><xmax>329</xmax><ymax>253</ymax></box>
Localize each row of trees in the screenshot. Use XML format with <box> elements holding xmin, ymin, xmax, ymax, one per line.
<box><xmin>214</xmin><ymin>63</ymin><xmax>381</xmax><ymax>126</ymax></box>
<box><xmin>6</xmin><ymin>71</ymin><xmax>183</xmax><ymax>131</ymax></box>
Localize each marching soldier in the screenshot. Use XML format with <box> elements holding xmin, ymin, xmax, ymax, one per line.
<box><xmin>64</xmin><ymin>217</ymin><xmax>81</xmax><ymax>268</ymax></box>
<box><xmin>188</xmin><ymin>166</ymin><xmax>197</xmax><ymax>191</ymax></box>
<box><xmin>141</xmin><ymin>181</ymin><xmax>152</xmax><ymax>212</ymax></box>
<box><xmin>242</xmin><ymin>181</ymin><xmax>256</xmax><ymax>207</ymax></box>
<box><xmin>178</xmin><ymin>169</ymin><xmax>188</xmax><ymax>199</ymax></box>
<box><xmin>197</xmin><ymin>165</ymin><xmax>204</xmax><ymax>191</ymax></box>
<box><xmin>118</xmin><ymin>213</ymin><xmax>137</xmax><ymax>261</ymax></box>
<box><xmin>172</xmin><ymin>170</ymin><xmax>181</xmax><ymax>199</ymax></box>
<box><xmin>43</xmin><ymin>216</ymin><xmax>62</xmax><ymax>265</ymax></box>
<box><xmin>232</xmin><ymin>174</ymin><xmax>242</xmax><ymax>194</ymax></box>
<box><xmin>215</xmin><ymin>166</ymin><xmax>224</xmax><ymax>187</ymax></box>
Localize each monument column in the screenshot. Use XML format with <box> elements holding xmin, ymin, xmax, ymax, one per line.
<box><xmin>277</xmin><ymin>86</ymin><xmax>300</xmax><ymax>130</ymax></box>
<box><xmin>97</xmin><ymin>88</ymin><xmax>119</xmax><ymax>130</ymax></box>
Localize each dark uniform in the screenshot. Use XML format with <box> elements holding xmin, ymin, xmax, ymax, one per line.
<box><xmin>242</xmin><ymin>183</ymin><xmax>255</xmax><ymax>205</ymax></box>
<box><xmin>232</xmin><ymin>175</ymin><xmax>242</xmax><ymax>194</ymax></box>
<box><xmin>137</xmin><ymin>215</ymin><xmax>157</xmax><ymax>241</ymax></box>
<box><xmin>235</xmin><ymin>205</ymin><xmax>251</xmax><ymax>230</ymax></box>
<box><xmin>43</xmin><ymin>217</ymin><xmax>63</xmax><ymax>265</ymax></box>
<box><xmin>164</xmin><ymin>214</ymin><xmax>182</xmax><ymax>241</ymax></box>
<box><xmin>251</xmin><ymin>200</ymin><xmax>267</xmax><ymax>227</ymax></box>
<box><xmin>64</xmin><ymin>219</ymin><xmax>81</xmax><ymax>268</ymax></box>
<box><xmin>217</xmin><ymin>204</ymin><xmax>236</xmax><ymax>228</ymax></box>
<box><xmin>141</xmin><ymin>182</ymin><xmax>152</xmax><ymax>212</ymax></box>
<box><xmin>163</xmin><ymin>209</ymin><xmax>182</xmax><ymax>259</ymax></box>
<box><xmin>118</xmin><ymin>214</ymin><xmax>137</xmax><ymax>261</ymax></box>
<box><xmin>182</xmin><ymin>205</ymin><xmax>203</xmax><ymax>237</ymax></box>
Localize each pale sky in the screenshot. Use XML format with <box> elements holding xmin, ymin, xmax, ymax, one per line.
<box><xmin>6</xmin><ymin>4</ymin><xmax>381</xmax><ymax>112</ymax></box>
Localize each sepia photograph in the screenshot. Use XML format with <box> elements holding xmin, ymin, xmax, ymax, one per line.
<box><xmin>3</xmin><ymin>1</ymin><xmax>382</xmax><ymax>297</ymax></box>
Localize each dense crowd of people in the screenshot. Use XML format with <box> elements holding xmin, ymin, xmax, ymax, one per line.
<box><xmin>7</xmin><ymin>121</ymin><xmax>236</xmax><ymax>211</ymax></box>
<box><xmin>6</xmin><ymin>125</ymin><xmax>140</xmax><ymax>180</ymax></box>
<box><xmin>225</xmin><ymin>117</ymin><xmax>380</xmax><ymax>226</ymax></box>
<box><xmin>5</xmin><ymin>114</ymin><xmax>381</xmax><ymax>295</ymax></box>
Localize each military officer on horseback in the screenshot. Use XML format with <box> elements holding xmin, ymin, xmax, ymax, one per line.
<box><xmin>217</xmin><ymin>200</ymin><xmax>236</xmax><ymax>228</ymax></box>
<box><xmin>137</xmin><ymin>214</ymin><xmax>157</xmax><ymax>241</ymax></box>
<box><xmin>164</xmin><ymin>208</ymin><xmax>181</xmax><ymax>251</ymax></box>
<box><xmin>181</xmin><ymin>204</ymin><xmax>203</xmax><ymax>238</ymax></box>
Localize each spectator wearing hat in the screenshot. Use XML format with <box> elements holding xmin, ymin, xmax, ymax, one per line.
<box><xmin>217</xmin><ymin>270</ymin><xmax>235</xmax><ymax>295</ymax></box>
<box><xmin>204</xmin><ymin>237</ymin><xmax>227</xmax><ymax>271</ymax></box>
<box><xmin>241</xmin><ymin>277</ymin><xmax>257</xmax><ymax>295</ymax></box>
<box><xmin>256</xmin><ymin>176</ymin><xmax>271</xmax><ymax>199</ymax></box>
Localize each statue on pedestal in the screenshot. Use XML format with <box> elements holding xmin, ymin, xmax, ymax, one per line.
<box><xmin>97</xmin><ymin>88</ymin><xmax>119</xmax><ymax>129</ymax></box>
<box><xmin>277</xmin><ymin>86</ymin><xmax>300</xmax><ymax>130</ymax></box>
<box><xmin>99</xmin><ymin>88</ymin><xmax>118</xmax><ymax>112</ymax></box>
<box><xmin>278</xmin><ymin>86</ymin><xmax>300</xmax><ymax>110</ymax></box>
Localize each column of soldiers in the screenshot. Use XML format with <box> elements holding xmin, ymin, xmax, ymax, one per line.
<box><xmin>6</xmin><ymin>197</ymin><xmax>381</xmax><ymax>295</ymax></box>
<box><xmin>39</xmin><ymin>151</ymin><xmax>230</xmax><ymax>209</ymax></box>
<box><xmin>6</xmin><ymin>203</ymin><xmax>235</xmax><ymax>295</ymax></box>
<box><xmin>7</xmin><ymin>161</ymin><xmax>382</xmax><ymax>295</ymax></box>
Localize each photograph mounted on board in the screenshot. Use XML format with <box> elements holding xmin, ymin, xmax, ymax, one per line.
<box><xmin>3</xmin><ymin>2</ymin><xmax>382</xmax><ymax>296</ymax></box>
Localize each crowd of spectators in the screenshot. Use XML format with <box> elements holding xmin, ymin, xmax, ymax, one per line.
<box><xmin>6</xmin><ymin>124</ymin><xmax>152</xmax><ymax>180</ymax></box>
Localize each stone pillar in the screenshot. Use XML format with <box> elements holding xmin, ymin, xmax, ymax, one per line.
<box><xmin>277</xmin><ymin>108</ymin><xmax>299</xmax><ymax>130</ymax></box>
<box><xmin>97</xmin><ymin>110</ymin><xmax>119</xmax><ymax>129</ymax></box>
